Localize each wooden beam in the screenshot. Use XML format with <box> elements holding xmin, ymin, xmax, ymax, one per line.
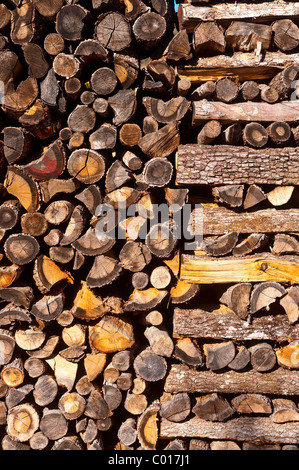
<box><xmin>160</xmin><ymin>415</ymin><xmax>299</xmax><ymax>444</ymax></box>
<box><xmin>192</xmin><ymin>100</ymin><xmax>299</xmax><ymax>125</ymax></box>
<box><xmin>189</xmin><ymin>205</ymin><xmax>299</xmax><ymax>235</ymax></box>
<box><xmin>164</xmin><ymin>364</ymin><xmax>299</xmax><ymax>395</ymax></box>
<box><xmin>173</xmin><ymin>308</ymin><xmax>299</xmax><ymax>341</ymax></box>
<box><xmin>178</xmin><ymin>3</ymin><xmax>299</xmax><ymax>32</ymax></box>
<box><xmin>180</xmin><ymin>253</ymin><xmax>299</xmax><ymax>284</ymax></box>
<box><xmin>176</xmin><ymin>145</ymin><xmax>299</xmax><ymax>185</ymax></box>
<box><xmin>178</xmin><ymin>51</ymin><xmax>299</xmax><ymax>83</ymax></box>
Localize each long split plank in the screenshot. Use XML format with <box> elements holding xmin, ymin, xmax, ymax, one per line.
<box><xmin>164</xmin><ymin>364</ymin><xmax>299</xmax><ymax>395</ymax></box>
<box><xmin>178</xmin><ymin>2</ymin><xmax>299</xmax><ymax>32</ymax></box>
<box><xmin>176</xmin><ymin>145</ymin><xmax>299</xmax><ymax>185</ymax></box>
<box><xmin>189</xmin><ymin>205</ymin><xmax>299</xmax><ymax>235</ymax></box>
<box><xmin>160</xmin><ymin>416</ymin><xmax>299</xmax><ymax>444</ymax></box>
<box><xmin>173</xmin><ymin>308</ymin><xmax>299</xmax><ymax>341</ymax></box>
<box><xmin>180</xmin><ymin>253</ymin><xmax>299</xmax><ymax>284</ymax></box>
<box><xmin>178</xmin><ymin>52</ymin><xmax>299</xmax><ymax>83</ymax></box>
<box><xmin>192</xmin><ymin>101</ymin><xmax>299</xmax><ymax>125</ymax></box>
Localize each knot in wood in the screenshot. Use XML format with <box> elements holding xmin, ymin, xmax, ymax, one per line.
<box><xmin>260</xmin><ymin>262</ymin><xmax>268</xmax><ymax>272</ymax></box>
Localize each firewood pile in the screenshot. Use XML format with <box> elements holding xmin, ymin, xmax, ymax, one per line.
<box><xmin>0</xmin><ymin>0</ymin><xmax>299</xmax><ymax>451</ymax></box>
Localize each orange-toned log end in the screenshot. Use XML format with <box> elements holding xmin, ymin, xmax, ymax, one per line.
<box><xmin>4</xmin><ymin>166</ymin><xmax>40</xmax><ymax>213</ymax></box>
<box><xmin>89</xmin><ymin>316</ymin><xmax>135</xmax><ymax>354</ymax></box>
<box><xmin>33</xmin><ymin>255</ymin><xmax>74</xmax><ymax>294</ymax></box>
<box><xmin>276</xmin><ymin>341</ymin><xmax>299</xmax><ymax>369</ymax></box>
<box><xmin>137</xmin><ymin>403</ymin><xmax>160</xmax><ymax>450</ymax></box>
<box><xmin>71</xmin><ymin>281</ymin><xmax>106</xmax><ymax>320</ymax></box>
<box><xmin>0</xmin><ymin>265</ymin><xmax>22</xmax><ymax>288</ymax></box>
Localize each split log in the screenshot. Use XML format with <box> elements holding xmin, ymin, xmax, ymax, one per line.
<box><xmin>4</xmin><ymin>166</ymin><xmax>40</xmax><ymax>213</ymax></box>
<box><xmin>272</xmin><ymin>19</ymin><xmax>299</xmax><ymax>51</ymax></box>
<box><xmin>144</xmin><ymin>326</ymin><xmax>174</xmax><ymax>357</ymax></box>
<box><xmin>212</xmin><ymin>185</ymin><xmax>244</xmax><ymax>208</ymax></box>
<box><xmin>170</xmin><ymin>280</ymin><xmax>199</xmax><ymax>305</ymax></box>
<box><xmin>219</xmin><ymin>284</ymin><xmax>251</xmax><ymax>319</ymax></box>
<box><xmin>4</xmin><ymin>127</ymin><xmax>34</xmax><ymax>165</ymax></box>
<box><xmin>202</xmin><ymin>232</ymin><xmax>238</xmax><ymax>257</ymax></box>
<box><xmin>259</xmin><ymin>84</ymin><xmax>279</xmax><ymax>104</ymax></box>
<box><xmin>33</xmin><ymin>255</ymin><xmax>73</xmax><ymax>294</ymax></box>
<box><xmin>89</xmin><ymin>316</ymin><xmax>134</xmax><ymax>353</ymax></box>
<box><xmin>119</xmin><ymin>241</ymin><xmax>152</xmax><ymax>272</ymax></box>
<box><xmin>33</xmin><ymin>375</ymin><xmax>58</xmax><ymax>407</ymax></box>
<box><xmin>231</xmin><ymin>394</ymin><xmax>272</xmax><ymax>415</ymax></box>
<box><xmin>267</xmin><ymin>186</ymin><xmax>294</xmax><ymax>207</ymax></box>
<box><xmin>11</xmin><ymin>2</ymin><xmax>37</xmax><ymax>45</ymax></box>
<box><xmin>173</xmin><ymin>338</ymin><xmax>203</xmax><ymax>368</ymax></box>
<box><xmin>71</xmin><ymin>282</ymin><xmax>105</xmax><ymax>321</ymax></box>
<box><xmin>225</xmin><ymin>22</ymin><xmax>272</xmax><ymax>52</ymax></box>
<box><xmin>165</xmin><ymin>29</ymin><xmax>192</xmax><ymax>62</ymax></box>
<box><xmin>192</xmin><ymin>393</ymin><xmax>234</xmax><ymax>422</ymax></box>
<box><xmin>203</xmin><ymin>341</ymin><xmax>235</xmax><ymax>371</ymax></box>
<box><xmin>114</xmin><ymin>51</ymin><xmax>139</xmax><ymax>90</ymax></box>
<box><xmin>280</xmin><ymin>286</ymin><xmax>299</xmax><ymax>324</ymax></box>
<box><xmin>87</xmin><ymin>255</ymin><xmax>122</xmax><ymax>288</ymax></box>
<box><xmin>250</xmin><ymin>282</ymin><xmax>286</xmax><ymax>313</ymax></box>
<box><xmin>137</xmin><ymin>403</ymin><xmax>160</xmax><ymax>450</ymax></box>
<box><xmin>232</xmin><ymin>234</ymin><xmax>266</xmax><ymax>258</ymax></box>
<box><xmin>31</xmin><ymin>294</ymin><xmax>64</xmax><ymax>322</ymax></box>
<box><xmin>243</xmin><ymin>185</ymin><xmax>267</xmax><ymax>210</ymax></box>
<box><xmin>276</xmin><ymin>341</ymin><xmax>299</xmax><ymax>369</ymax></box>
<box><xmin>138</xmin><ymin>122</ymin><xmax>180</xmax><ymax>159</ymax></box>
<box><xmin>39</xmin><ymin>178</ymin><xmax>80</xmax><ymax>204</ymax></box>
<box><xmin>147</xmin><ymin>60</ymin><xmax>176</xmax><ymax>89</ymax></box>
<box><xmin>106</xmin><ymin>90</ymin><xmax>137</xmax><ymax>127</ymax></box>
<box><xmin>0</xmin><ymin>329</ymin><xmax>15</xmax><ymax>365</ymax></box>
<box><xmin>272</xmin><ymin>399</ymin><xmax>299</xmax><ymax>423</ymax></box>
<box><xmin>193</xmin><ymin>21</ymin><xmax>225</xmax><ymax>55</ymax></box>
<box><xmin>160</xmin><ymin>393</ymin><xmax>191</xmax><ymax>423</ymax></box>
<box><xmin>125</xmin><ymin>288</ymin><xmax>168</xmax><ymax>312</ymax></box>
<box><xmin>180</xmin><ymin>253</ymin><xmax>299</xmax><ymax>284</ymax></box>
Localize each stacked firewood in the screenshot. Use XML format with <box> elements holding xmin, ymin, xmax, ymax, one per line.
<box><xmin>0</xmin><ymin>0</ymin><xmax>299</xmax><ymax>451</ymax></box>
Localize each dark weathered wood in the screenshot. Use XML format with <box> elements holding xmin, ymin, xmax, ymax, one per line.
<box><xmin>176</xmin><ymin>145</ymin><xmax>299</xmax><ymax>186</ymax></box>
